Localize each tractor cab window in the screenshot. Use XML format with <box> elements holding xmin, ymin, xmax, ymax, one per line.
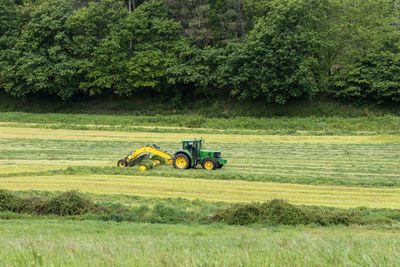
<box><xmin>183</xmin><ymin>142</ymin><xmax>194</xmax><ymax>151</ymax></box>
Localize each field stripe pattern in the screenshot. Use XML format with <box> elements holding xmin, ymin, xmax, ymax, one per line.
<box><xmin>0</xmin><ymin>123</ymin><xmax>399</xmax><ymax>208</ymax></box>
<box><xmin>1</xmin><ymin>175</ymin><xmax>400</xmax><ymax>208</ymax></box>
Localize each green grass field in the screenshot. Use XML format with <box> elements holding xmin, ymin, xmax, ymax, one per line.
<box><xmin>1</xmin><ymin>220</ymin><xmax>400</xmax><ymax>266</ymax></box>
<box><xmin>0</xmin><ymin>112</ymin><xmax>399</xmax><ymax>265</ymax></box>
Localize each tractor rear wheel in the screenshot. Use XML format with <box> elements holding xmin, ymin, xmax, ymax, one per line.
<box><xmin>202</xmin><ymin>158</ymin><xmax>217</xmax><ymax>170</ymax></box>
<box><xmin>117</xmin><ymin>159</ymin><xmax>128</xmax><ymax>167</ymax></box>
<box><xmin>173</xmin><ymin>153</ymin><xmax>190</xmax><ymax>169</ymax></box>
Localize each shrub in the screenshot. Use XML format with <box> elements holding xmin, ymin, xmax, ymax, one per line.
<box><xmin>209</xmin><ymin>199</ymin><xmax>365</xmax><ymax>226</ymax></box>
<box><xmin>0</xmin><ymin>190</ymin><xmax>22</xmax><ymax>212</ymax></box>
<box><xmin>41</xmin><ymin>190</ymin><xmax>108</xmax><ymax>216</ymax></box>
<box><xmin>0</xmin><ymin>190</ymin><xmax>109</xmax><ymax>216</ymax></box>
<box><xmin>150</xmin><ymin>203</ymin><xmax>189</xmax><ymax>224</ymax></box>
<box><xmin>210</xmin><ymin>203</ymin><xmax>261</xmax><ymax>225</ymax></box>
<box><xmin>259</xmin><ymin>199</ymin><xmax>311</xmax><ymax>225</ymax></box>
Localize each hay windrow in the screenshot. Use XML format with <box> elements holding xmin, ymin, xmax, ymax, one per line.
<box><xmin>2</xmin><ymin>175</ymin><xmax>400</xmax><ymax>208</ymax></box>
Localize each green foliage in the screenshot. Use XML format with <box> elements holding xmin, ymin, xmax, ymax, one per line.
<box><xmin>42</xmin><ymin>190</ymin><xmax>108</xmax><ymax>215</ymax></box>
<box><xmin>1</xmin><ymin>110</ymin><xmax>400</xmax><ymax>135</ymax></box>
<box><xmin>165</xmin><ymin>47</ymin><xmax>218</xmax><ymax>104</ymax></box>
<box><xmin>206</xmin><ymin>0</ymin><xmax>246</xmax><ymax>45</ymax></box>
<box><xmin>150</xmin><ymin>202</ymin><xmax>189</xmax><ymax>223</ymax></box>
<box><xmin>162</xmin><ymin>0</ymin><xmax>247</xmax><ymax>47</ymax></box>
<box><xmin>87</xmin><ymin>1</ymin><xmax>186</xmax><ymax>96</ymax></box>
<box><xmin>329</xmin><ymin>0</ymin><xmax>400</xmax><ymax>104</ymax></box>
<box><xmin>331</xmin><ymin>39</ymin><xmax>400</xmax><ymax>104</ymax></box>
<box><xmin>0</xmin><ymin>190</ymin><xmax>109</xmax><ymax>215</ymax></box>
<box><xmin>0</xmin><ymin>189</ymin><xmax>21</xmax><ymax>212</ymax></box>
<box><xmin>209</xmin><ymin>200</ymin><xmax>364</xmax><ymax>226</ymax></box>
<box><xmin>162</xmin><ymin>0</ymin><xmax>213</xmax><ymax>48</ymax></box>
<box><xmin>173</xmin><ymin>0</ymin><xmax>332</xmax><ymax>104</ymax></box>
<box><xmin>0</xmin><ymin>0</ymin><xmax>78</xmax><ymax>98</ymax></box>
<box><xmin>3</xmin><ymin>190</ymin><xmax>400</xmax><ymax>227</ymax></box>
<box><xmin>217</xmin><ymin>0</ymin><xmax>334</xmax><ymax>104</ymax></box>
<box><xmin>1</xmin><ymin>0</ymin><xmax>400</xmax><ymax>104</ymax></box>
<box><xmin>0</xmin><ymin>0</ymin><xmax>19</xmax><ymax>49</ymax></box>
<box><xmin>242</xmin><ymin>0</ymin><xmax>271</xmax><ymax>25</ymax></box>
<box><xmin>67</xmin><ymin>0</ymin><xmax>128</xmax><ymax>95</ymax></box>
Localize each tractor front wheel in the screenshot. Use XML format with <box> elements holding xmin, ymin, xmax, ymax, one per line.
<box><xmin>173</xmin><ymin>153</ymin><xmax>190</xmax><ymax>169</ymax></box>
<box><xmin>217</xmin><ymin>163</ymin><xmax>223</xmax><ymax>169</ymax></box>
<box><xmin>202</xmin><ymin>158</ymin><xmax>217</xmax><ymax>170</ymax></box>
<box><xmin>117</xmin><ymin>159</ymin><xmax>128</xmax><ymax>167</ymax></box>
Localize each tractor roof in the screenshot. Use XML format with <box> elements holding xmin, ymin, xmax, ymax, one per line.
<box><xmin>182</xmin><ymin>138</ymin><xmax>202</xmax><ymax>142</ymax></box>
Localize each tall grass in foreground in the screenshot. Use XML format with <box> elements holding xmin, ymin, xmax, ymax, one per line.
<box><xmin>0</xmin><ymin>220</ymin><xmax>399</xmax><ymax>266</ymax></box>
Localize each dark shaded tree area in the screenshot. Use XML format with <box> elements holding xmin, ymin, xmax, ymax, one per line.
<box><xmin>0</xmin><ymin>0</ymin><xmax>399</xmax><ymax>105</ymax></box>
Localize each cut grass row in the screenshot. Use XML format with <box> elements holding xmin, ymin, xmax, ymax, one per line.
<box><xmin>1</xmin><ymin>124</ymin><xmax>399</xmax><ymax>209</ymax></box>
<box><xmin>4</xmin><ymin>165</ymin><xmax>400</xmax><ymax>188</ymax></box>
<box><xmin>1</xmin><ymin>220</ymin><xmax>400</xmax><ymax>266</ymax></box>
<box><xmin>2</xmin><ymin>174</ymin><xmax>400</xmax><ymax>208</ymax></box>
<box><xmin>1</xmin><ymin>135</ymin><xmax>398</xmax><ymax>187</ymax></box>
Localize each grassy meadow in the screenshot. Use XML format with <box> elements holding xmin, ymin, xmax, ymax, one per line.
<box><xmin>0</xmin><ymin>111</ymin><xmax>399</xmax><ymax>265</ymax></box>
<box><xmin>1</xmin><ymin>220</ymin><xmax>400</xmax><ymax>266</ymax></box>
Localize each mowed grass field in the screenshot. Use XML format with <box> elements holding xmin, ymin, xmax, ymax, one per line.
<box><xmin>0</xmin><ymin>114</ymin><xmax>399</xmax><ymax>208</ymax></box>
<box><xmin>1</xmin><ymin>112</ymin><xmax>400</xmax><ymax>265</ymax></box>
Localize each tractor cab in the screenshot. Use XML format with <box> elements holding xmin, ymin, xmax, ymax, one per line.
<box><xmin>173</xmin><ymin>138</ymin><xmax>227</xmax><ymax>170</ymax></box>
<box><xmin>182</xmin><ymin>139</ymin><xmax>202</xmax><ymax>158</ymax></box>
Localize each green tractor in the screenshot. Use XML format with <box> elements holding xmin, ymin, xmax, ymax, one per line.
<box><xmin>173</xmin><ymin>138</ymin><xmax>227</xmax><ymax>170</ymax></box>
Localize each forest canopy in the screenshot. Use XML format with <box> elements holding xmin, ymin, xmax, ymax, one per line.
<box><xmin>0</xmin><ymin>0</ymin><xmax>399</xmax><ymax>104</ymax></box>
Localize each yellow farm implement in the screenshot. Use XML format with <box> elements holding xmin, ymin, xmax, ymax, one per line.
<box><xmin>117</xmin><ymin>144</ymin><xmax>173</xmax><ymax>170</ymax></box>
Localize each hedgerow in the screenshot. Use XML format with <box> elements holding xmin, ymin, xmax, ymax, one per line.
<box><xmin>1</xmin><ymin>190</ymin><xmax>400</xmax><ymax>226</ymax></box>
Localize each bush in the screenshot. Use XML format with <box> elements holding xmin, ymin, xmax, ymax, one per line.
<box><xmin>210</xmin><ymin>203</ymin><xmax>261</xmax><ymax>225</ymax></box>
<box><xmin>0</xmin><ymin>190</ymin><xmax>22</xmax><ymax>212</ymax></box>
<box><xmin>41</xmin><ymin>190</ymin><xmax>109</xmax><ymax>216</ymax></box>
<box><xmin>150</xmin><ymin>203</ymin><xmax>189</xmax><ymax>224</ymax></box>
<box><xmin>0</xmin><ymin>190</ymin><xmax>109</xmax><ymax>216</ymax></box>
<box><xmin>0</xmin><ymin>190</ymin><xmax>397</xmax><ymax>226</ymax></box>
<box><xmin>259</xmin><ymin>199</ymin><xmax>311</xmax><ymax>225</ymax></box>
<box><xmin>209</xmin><ymin>199</ymin><xmax>365</xmax><ymax>226</ymax></box>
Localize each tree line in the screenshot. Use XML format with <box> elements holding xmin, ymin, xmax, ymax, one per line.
<box><xmin>0</xmin><ymin>0</ymin><xmax>399</xmax><ymax>104</ymax></box>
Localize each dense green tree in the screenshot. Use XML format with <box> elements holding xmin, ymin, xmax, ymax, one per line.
<box><xmin>207</xmin><ymin>0</ymin><xmax>246</xmax><ymax>45</ymax></box>
<box><xmin>0</xmin><ymin>0</ymin><xmax>18</xmax><ymax>47</ymax></box>
<box><xmin>166</xmin><ymin>47</ymin><xmax>217</xmax><ymax>101</ymax></box>
<box><xmin>161</xmin><ymin>0</ymin><xmax>212</xmax><ymax>48</ymax></box>
<box><xmin>0</xmin><ymin>0</ymin><xmax>21</xmax><ymax>79</ymax></box>
<box><xmin>87</xmin><ymin>1</ymin><xmax>186</xmax><ymax>96</ymax></box>
<box><xmin>162</xmin><ymin>0</ymin><xmax>247</xmax><ymax>47</ymax></box>
<box><xmin>216</xmin><ymin>0</ymin><xmax>334</xmax><ymax>104</ymax></box>
<box><xmin>331</xmin><ymin>44</ymin><xmax>400</xmax><ymax>104</ymax></box>
<box><xmin>242</xmin><ymin>0</ymin><xmax>271</xmax><ymax>25</ymax></box>
<box><xmin>329</xmin><ymin>0</ymin><xmax>400</xmax><ymax>103</ymax></box>
<box><xmin>0</xmin><ymin>0</ymin><xmax>78</xmax><ymax>98</ymax></box>
<box><xmin>0</xmin><ymin>0</ymin><xmax>399</xmax><ymax>104</ymax></box>
<box><xmin>67</xmin><ymin>0</ymin><xmax>128</xmax><ymax>95</ymax></box>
